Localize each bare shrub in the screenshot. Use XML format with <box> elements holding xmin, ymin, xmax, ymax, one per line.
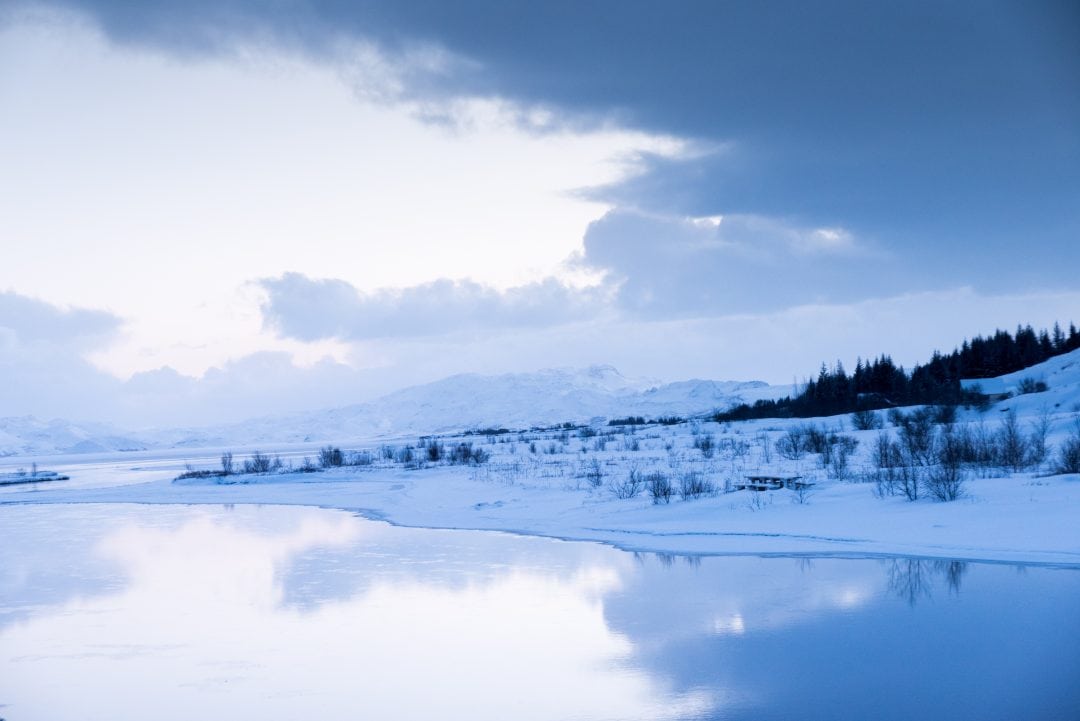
<box><xmin>895</xmin><ymin>463</ymin><xmax>922</xmax><ymax>501</ymax></box>
<box><xmin>243</xmin><ymin>451</ymin><xmax>275</xmax><ymax>474</ymax></box>
<box><xmin>694</xmin><ymin>433</ymin><xmax>715</xmax><ymax>458</ymax></box>
<box><xmin>220</xmin><ymin>451</ymin><xmax>234</xmax><ymax>476</ymax></box>
<box><xmin>1017</xmin><ymin>377</ymin><xmax>1048</xmax><ymax>395</ymax></box>
<box><xmin>678</xmin><ymin>471</ymin><xmax>715</xmax><ymax>500</ymax></box>
<box><xmin>758</xmin><ymin>433</ymin><xmax>772</xmax><ymax>464</ymax></box>
<box><xmin>874</xmin><ymin>431</ymin><xmax>903</xmax><ymax>469</ymax></box>
<box><xmin>931</xmin><ymin>404</ymin><xmax>958</xmax><ymax>425</ymax></box>
<box><xmin>424</xmin><ymin>439</ymin><xmax>445</xmax><ymax>463</ymax></box>
<box><xmin>349</xmin><ymin>451</ymin><xmax>374</xmax><ymax>466</ymax></box>
<box><xmin>792</xmin><ymin>482</ymin><xmax>814</xmax><ymax>505</ymax></box>
<box><xmin>776</xmin><ymin>426</ymin><xmax>807</xmax><ymax>460</ymax></box>
<box><xmin>825</xmin><ymin>435</ymin><xmax>858</xmax><ymax>481</ymax></box>
<box><xmin>449</xmin><ymin>442</ymin><xmax>489</xmax><ymax>465</ymax></box>
<box><xmin>319</xmin><ymin>445</ymin><xmax>344</xmax><ymax>468</ymax></box>
<box><xmin>895</xmin><ymin>409</ymin><xmax>936</xmax><ymax>466</ymax></box>
<box><xmin>583</xmin><ymin>458</ymin><xmax>604</xmax><ymax>487</ymax></box>
<box><xmin>997</xmin><ymin>409</ymin><xmax>1029</xmax><ymax>472</ymax></box>
<box><xmin>394</xmin><ymin>445</ymin><xmax>415</xmax><ymax>465</ymax></box>
<box><xmin>1026</xmin><ymin>410</ymin><xmax>1052</xmax><ymax>469</ymax></box>
<box><xmin>746</xmin><ymin>490</ymin><xmax>772</xmax><ymax>511</ymax></box>
<box><xmin>926</xmin><ymin>425</ymin><xmax>966</xmax><ymax>501</ymax></box>
<box><xmin>647</xmin><ymin>472</ymin><xmax>674</xmax><ymax>504</ymax></box>
<box><xmin>803</xmin><ymin>425</ymin><xmax>831</xmax><ymax>455</ymax></box>
<box><xmin>851</xmin><ymin>408</ymin><xmax>882</xmax><ymax>431</ymax></box>
<box><xmin>955</xmin><ymin>421</ymin><xmax>998</xmax><ymax>474</ymax></box>
<box><xmin>1056</xmin><ymin>417</ymin><xmax>1080</xmax><ymax>475</ymax></box>
<box><xmin>611</xmin><ymin>468</ymin><xmax>645</xmax><ymax>499</ymax></box>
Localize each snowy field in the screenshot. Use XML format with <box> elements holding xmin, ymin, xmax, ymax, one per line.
<box><xmin>3</xmin><ymin>408</ymin><xmax>1077</xmax><ymax>566</ymax></box>
<box><xmin>3</xmin><ymin>350</ymin><xmax>1079</xmax><ymax>566</ymax></box>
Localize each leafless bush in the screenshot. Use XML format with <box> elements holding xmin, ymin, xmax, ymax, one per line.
<box><xmin>894</xmin><ymin>409</ymin><xmax>936</xmax><ymax>466</ymax></box>
<box><xmin>220</xmin><ymin>451</ymin><xmax>234</xmax><ymax>476</ymax></box>
<box><xmin>424</xmin><ymin>439</ymin><xmax>445</xmax><ymax>463</ymax></box>
<box><xmin>932</xmin><ymin>404</ymin><xmax>958</xmax><ymax>424</ymax></box>
<box><xmin>776</xmin><ymin>426</ymin><xmax>807</xmax><ymax>460</ymax></box>
<box><xmin>678</xmin><ymin>471</ymin><xmax>715</xmax><ymax>500</ymax></box>
<box><xmin>1026</xmin><ymin>410</ymin><xmax>1052</xmax><ymax>469</ymax></box>
<box><xmin>746</xmin><ymin>490</ymin><xmax>772</xmax><ymax>511</ymax></box>
<box><xmin>319</xmin><ymin>445</ymin><xmax>344</xmax><ymax>468</ymax></box>
<box><xmin>757</xmin><ymin>433</ymin><xmax>772</xmax><ymax>464</ymax></box>
<box><xmin>925</xmin><ymin>425</ymin><xmax>966</xmax><ymax>501</ymax></box>
<box><xmin>349</xmin><ymin>451</ymin><xmax>374</xmax><ymax>466</ymax></box>
<box><xmin>874</xmin><ymin>431</ymin><xmax>903</xmax><ymax>469</ymax></box>
<box><xmin>1017</xmin><ymin>377</ymin><xmax>1048</xmax><ymax>394</ymax></box>
<box><xmin>791</xmin><ymin>482</ymin><xmax>814</xmax><ymax>504</ymax></box>
<box><xmin>242</xmin><ymin>451</ymin><xmax>277</xmax><ymax>474</ymax></box>
<box><xmin>824</xmin><ymin>436</ymin><xmax>858</xmax><ymax>481</ymax></box>
<box><xmin>611</xmin><ymin>468</ymin><xmax>645</xmax><ymax>499</ymax></box>
<box><xmin>582</xmin><ymin>458</ymin><xmax>604</xmax><ymax>487</ymax></box>
<box><xmin>449</xmin><ymin>442</ymin><xmax>489</xmax><ymax>465</ymax></box>
<box><xmin>647</xmin><ymin>471</ymin><xmax>674</xmax><ymax>504</ymax></box>
<box><xmin>851</xmin><ymin>408</ymin><xmax>882</xmax><ymax>431</ymax></box>
<box><xmin>1056</xmin><ymin>417</ymin><xmax>1080</xmax><ymax>474</ymax></box>
<box><xmin>997</xmin><ymin>409</ymin><xmax>1029</xmax><ymax>472</ymax></box>
<box><xmin>694</xmin><ymin>433</ymin><xmax>715</xmax><ymax>458</ymax></box>
<box><xmin>803</xmin><ymin>425</ymin><xmax>831</xmax><ymax>455</ymax></box>
<box><xmin>721</xmin><ymin>437</ymin><xmax>751</xmax><ymax>461</ymax></box>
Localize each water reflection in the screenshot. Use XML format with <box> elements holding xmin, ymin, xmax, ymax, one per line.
<box><xmin>1</xmin><ymin>504</ymin><xmax>1078</xmax><ymax>721</ymax></box>
<box><xmin>0</xmin><ymin>505</ymin><xmax>710</xmax><ymax>721</ymax></box>
<box><xmin>885</xmin><ymin>558</ymin><xmax>969</xmax><ymax>605</ymax></box>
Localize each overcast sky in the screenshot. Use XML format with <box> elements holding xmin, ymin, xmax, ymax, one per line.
<box><xmin>2</xmin><ymin>1</ymin><xmax>1078</xmax><ymax>427</ymax></box>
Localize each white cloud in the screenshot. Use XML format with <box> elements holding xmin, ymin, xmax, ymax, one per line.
<box><xmin>0</xmin><ymin>15</ymin><xmax>686</xmax><ymax>378</ymax></box>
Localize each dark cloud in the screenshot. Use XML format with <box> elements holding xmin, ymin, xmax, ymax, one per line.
<box><xmin>577</xmin><ymin>209</ymin><xmax>889</xmax><ymax>317</ymax></box>
<box><xmin>18</xmin><ymin>0</ymin><xmax>1080</xmax><ymax>291</ymax></box>
<box><xmin>258</xmin><ymin>272</ymin><xmax>606</xmax><ymax>342</ymax></box>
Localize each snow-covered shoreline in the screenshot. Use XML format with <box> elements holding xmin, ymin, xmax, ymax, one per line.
<box><xmin>4</xmin><ymin>461</ymin><xmax>1078</xmax><ymax>567</ymax></box>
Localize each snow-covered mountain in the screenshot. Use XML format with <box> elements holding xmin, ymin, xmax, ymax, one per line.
<box><xmin>0</xmin><ymin>366</ymin><xmax>787</xmax><ymax>455</ymax></box>
<box><xmin>5</xmin><ymin>351</ymin><xmax>1079</xmax><ymax>458</ymax></box>
<box><xmin>0</xmin><ymin>416</ymin><xmax>148</xmax><ymax>457</ymax></box>
<box><xmin>153</xmin><ymin>365</ymin><xmax>788</xmax><ymax>448</ymax></box>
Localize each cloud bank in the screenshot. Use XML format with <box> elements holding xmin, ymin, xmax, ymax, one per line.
<box><xmin>259</xmin><ymin>273</ymin><xmax>608</xmax><ymax>342</ymax></box>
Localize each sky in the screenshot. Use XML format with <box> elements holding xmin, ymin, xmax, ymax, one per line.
<box><xmin>1</xmin><ymin>0</ymin><xmax>1078</xmax><ymax>427</ymax></box>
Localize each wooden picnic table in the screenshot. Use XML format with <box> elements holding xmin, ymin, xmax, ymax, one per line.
<box><xmin>738</xmin><ymin>475</ymin><xmax>814</xmax><ymax>491</ymax></box>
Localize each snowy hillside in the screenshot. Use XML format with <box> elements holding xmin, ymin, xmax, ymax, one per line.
<box><xmin>0</xmin><ymin>416</ymin><xmax>147</xmax><ymax>457</ymax></box>
<box><xmin>978</xmin><ymin>347</ymin><xmax>1080</xmax><ymax>414</ymax></box>
<box><xmin>0</xmin><ymin>366</ymin><xmax>787</xmax><ymax>456</ymax></box>
<box><xmin>157</xmin><ymin>365</ymin><xmax>788</xmax><ymax>448</ymax></box>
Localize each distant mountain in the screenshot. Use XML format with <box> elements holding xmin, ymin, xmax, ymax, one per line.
<box><xmin>149</xmin><ymin>365</ymin><xmax>788</xmax><ymax>448</ymax></box>
<box><xmin>0</xmin><ymin>416</ymin><xmax>148</xmax><ymax>457</ymax></box>
<box><xmin>0</xmin><ymin>365</ymin><xmax>792</xmax><ymax>456</ymax></box>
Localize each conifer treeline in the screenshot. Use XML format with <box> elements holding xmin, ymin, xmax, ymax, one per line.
<box><xmin>715</xmin><ymin>322</ymin><xmax>1080</xmax><ymax>422</ymax></box>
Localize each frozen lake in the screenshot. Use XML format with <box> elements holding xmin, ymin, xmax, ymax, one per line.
<box><xmin>1</xmin><ymin>503</ymin><xmax>1078</xmax><ymax>720</ymax></box>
